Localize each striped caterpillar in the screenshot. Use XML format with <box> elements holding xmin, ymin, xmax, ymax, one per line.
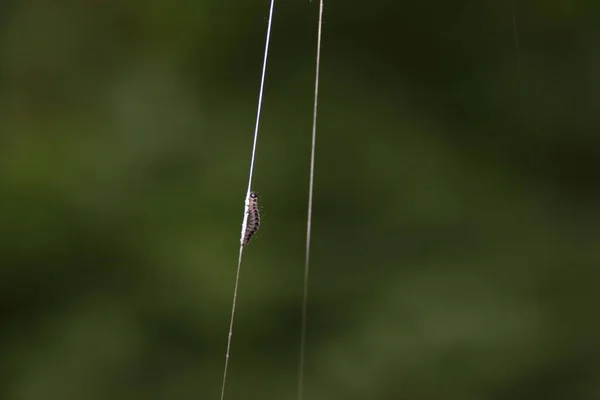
<box><xmin>242</xmin><ymin>191</ymin><xmax>260</xmax><ymax>246</ymax></box>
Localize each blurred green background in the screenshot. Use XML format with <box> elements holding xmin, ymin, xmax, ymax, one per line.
<box><xmin>1</xmin><ymin>1</ymin><xmax>599</xmax><ymax>399</ymax></box>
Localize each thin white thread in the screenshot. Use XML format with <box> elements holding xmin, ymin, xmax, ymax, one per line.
<box><xmin>220</xmin><ymin>1</ymin><xmax>275</xmax><ymax>399</ymax></box>
<box><xmin>298</xmin><ymin>1</ymin><xmax>323</xmax><ymax>399</ymax></box>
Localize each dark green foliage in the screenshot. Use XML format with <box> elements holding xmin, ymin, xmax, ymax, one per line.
<box><xmin>1</xmin><ymin>1</ymin><xmax>599</xmax><ymax>399</ymax></box>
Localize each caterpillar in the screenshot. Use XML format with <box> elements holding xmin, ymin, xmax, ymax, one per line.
<box><xmin>242</xmin><ymin>191</ymin><xmax>260</xmax><ymax>246</ymax></box>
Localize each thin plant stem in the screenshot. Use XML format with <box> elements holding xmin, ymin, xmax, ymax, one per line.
<box><xmin>298</xmin><ymin>1</ymin><xmax>324</xmax><ymax>399</ymax></box>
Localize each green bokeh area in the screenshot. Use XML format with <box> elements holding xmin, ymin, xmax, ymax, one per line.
<box><xmin>2</xmin><ymin>1</ymin><xmax>599</xmax><ymax>399</ymax></box>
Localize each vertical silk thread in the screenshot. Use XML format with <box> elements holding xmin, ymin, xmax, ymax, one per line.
<box><xmin>220</xmin><ymin>1</ymin><xmax>276</xmax><ymax>399</ymax></box>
